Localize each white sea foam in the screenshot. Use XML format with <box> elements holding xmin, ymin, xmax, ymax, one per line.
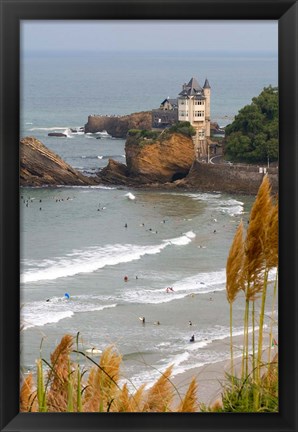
<box><xmin>65</xmin><ymin>185</ymin><xmax>116</xmax><ymax>190</ymax></box>
<box><xmin>173</xmin><ymin>192</ymin><xmax>244</xmax><ymax>216</ymax></box>
<box><xmin>22</xmin><ymin>310</ymin><xmax>74</xmax><ymax>330</ymax></box>
<box><xmin>22</xmin><ymin>298</ymin><xmax>117</xmax><ymax>330</ymax></box>
<box><xmin>121</xmin><ymin>267</ymin><xmax>225</xmax><ymax>305</ymax></box>
<box><xmin>96</xmin><ymin>130</ymin><xmax>111</xmax><ymax>137</ymax></box>
<box><xmin>125</xmin><ymin>192</ymin><xmax>136</xmax><ymax>200</ymax></box>
<box><xmin>28</xmin><ymin>126</ymin><xmax>72</xmax><ymax>131</ymax></box>
<box><xmin>21</xmin><ymin>232</ymin><xmax>195</xmax><ymax>283</ymax></box>
<box><xmin>172</xmin><ymin>269</ymin><xmax>226</xmax><ymax>293</ymax></box>
<box><xmin>166</xmin><ymin>230</ymin><xmax>195</xmax><ymax>246</ymax></box>
<box><xmin>62</xmin><ymin>128</ymin><xmax>73</xmax><ymax>138</ymax></box>
<box><xmin>214</xmin><ymin>198</ymin><xmax>244</xmax><ymax>216</ymax></box>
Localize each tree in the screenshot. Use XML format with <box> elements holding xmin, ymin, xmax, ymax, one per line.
<box><xmin>225</xmin><ymin>86</ymin><xmax>278</xmax><ymax>163</ymax></box>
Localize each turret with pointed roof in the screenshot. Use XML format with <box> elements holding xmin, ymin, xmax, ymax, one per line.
<box><xmin>203</xmin><ymin>78</ymin><xmax>211</xmax><ymax>89</ymax></box>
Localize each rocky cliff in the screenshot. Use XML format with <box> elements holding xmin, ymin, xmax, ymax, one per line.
<box><xmin>125</xmin><ymin>133</ymin><xmax>195</xmax><ymax>183</ymax></box>
<box><xmin>20</xmin><ymin>136</ymin><xmax>96</xmax><ymax>187</ymax></box>
<box><xmin>20</xmin><ymin>136</ymin><xmax>278</xmax><ymax>195</ymax></box>
<box><xmin>85</xmin><ymin>112</ymin><xmax>152</xmax><ymax>138</ymax></box>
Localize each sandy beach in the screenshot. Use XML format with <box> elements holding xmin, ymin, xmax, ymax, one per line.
<box><xmin>172</xmin><ymin>357</ymin><xmax>230</xmax><ymax>408</ymax></box>
<box><xmin>171</xmin><ymin>333</ymin><xmax>278</xmax><ymax>409</ymax></box>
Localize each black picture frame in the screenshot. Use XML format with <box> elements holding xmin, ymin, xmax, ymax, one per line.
<box><xmin>0</xmin><ymin>0</ymin><xmax>297</xmax><ymax>431</ymax></box>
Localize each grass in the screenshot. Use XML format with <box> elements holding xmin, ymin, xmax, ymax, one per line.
<box><xmin>20</xmin><ymin>335</ymin><xmax>199</xmax><ymax>413</ymax></box>
<box><xmin>20</xmin><ymin>175</ymin><xmax>278</xmax><ymax>413</ymax></box>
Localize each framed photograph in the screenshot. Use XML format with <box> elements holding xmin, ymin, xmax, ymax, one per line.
<box><xmin>0</xmin><ymin>0</ymin><xmax>297</xmax><ymax>431</ymax></box>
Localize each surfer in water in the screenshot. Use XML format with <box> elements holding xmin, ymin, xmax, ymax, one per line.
<box><xmin>190</xmin><ymin>335</ymin><xmax>195</xmax><ymax>343</ymax></box>
<box><xmin>166</xmin><ymin>287</ymin><xmax>174</xmax><ymax>293</ymax></box>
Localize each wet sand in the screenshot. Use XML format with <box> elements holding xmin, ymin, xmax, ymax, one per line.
<box><xmin>171</xmin><ymin>339</ymin><xmax>278</xmax><ymax>409</ymax></box>
<box><xmin>171</xmin><ymin>357</ymin><xmax>231</xmax><ymax>408</ymax></box>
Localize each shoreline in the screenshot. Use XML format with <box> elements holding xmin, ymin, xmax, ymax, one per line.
<box><xmin>171</xmin><ymin>357</ymin><xmax>231</xmax><ymax>408</ymax></box>
<box><xmin>170</xmin><ymin>340</ymin><xmax>278</xmax><ymax>409</ymax></box>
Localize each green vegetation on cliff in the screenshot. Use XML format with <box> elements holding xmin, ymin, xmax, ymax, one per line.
<box><xmin>225</xmin><ymin>86</ymin><xmax>278</xmax><ymax>163</ymax></box>
<box><xmin>167</xmin><ymin>121</ymin><xmax>196</xmax><ymax>137</ymax></box>
<box><xmin>128</xmin><ymin>121</ymin><xmax>196</xmax><ymax>146</ymax></box>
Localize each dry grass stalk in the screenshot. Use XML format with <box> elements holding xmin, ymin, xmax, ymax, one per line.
<box><xmin>240</xmin><ymin>176</ymin><xmax>273</xmax><ymax>380</ymax></box>
<box><xmin>83</xmin><ymin>346</ymin><xmax>121</xmax><ymax>412</ymax></box>
<box><xmin>143</xmin><ymin>365</ymin><xmax>174</xmax><ymax>412</ymax></box>
<box><xmin>23</xmin><ymin>338</ymin><xmax>182</xmax><ymax>413</ymax></box>
<box><xmin>20</xmin><ymin>373</ymin><xmax>38</xmax><ymax>412</ymax></box>
<box><xmin>47</xmin><ymin>334</ymin><xmax>74</xmax><ymax>412</ymax></box>
<box><xmin>264</xmin><ymin>201</ymin><xmax>278</xmax><ymax>269</ymax></box>
<box><xmin>110</xmin><ymin>383</ymin><xmax>132</xmax><ymax>412</ymax></box>
<box><xmin>226</xmin><ymin>220</ymin><xmax>245</xmax><ymax>303</ymax></box>
<box><xmin>128</xmin><ymin>383</ymin><xmax>146</xmax><ymax>412</ymax></box>
<box><xmin>177</xmin><ymin>378</ymin><xmax>198</xmax><ymax>412</ymax></box>
<box><xmin>82</xmin><ymin>366</ymin><xmax>97</xmax><ymax>411</ymax></box>
<box><xmin>209</xmin><ymin>397</ymin><xmax>223</xmax><ymax>412</ymax></box>
<box><xmin>243</xmin><ymin>175</ymin><xmax>272</xmax><ymax>300</ymax></box>
<box><xmin>226</xmin><ymin>220</ymin><xmax>245</xmax><ymax>377</ymax></box>
<box><xmin>262</xmin><ymin>353</ymin><xmax>278</xmax><ymax>387</ymax></box>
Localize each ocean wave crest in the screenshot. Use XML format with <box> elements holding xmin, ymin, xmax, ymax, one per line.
<box><xmin>21</xmin><ymin>232</ymin><xmax>195</xmax><ymax>283</ymax></box>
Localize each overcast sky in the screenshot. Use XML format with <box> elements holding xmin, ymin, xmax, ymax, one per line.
<box><xmin>21</xmin><ymin>21</ymin><xmax>278</xmax><ymax>53</ymax></box>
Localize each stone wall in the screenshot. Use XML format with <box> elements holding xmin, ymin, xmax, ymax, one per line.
<box><xmin>183</xmin><ymin>161</ymin><xmax>278</xmax><ymax>195</ymax></box>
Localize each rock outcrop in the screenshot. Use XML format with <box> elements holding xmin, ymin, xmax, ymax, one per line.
<box><xmin>124</xmin><ymin>133</ymin><xmax>195</xmax><ymax>183</ymax></box>
<box><xmin>20</xmin><ymin>135</ymin><xmax>278</xmax><ymax>195</ymax></box>
<box><xmin>48</xmin><ymin>132</ymin><xmax>67</xmax><ymax>137</ymax></box>
<box><xmin>85</xmin><ymin>112</ymin><xmax>152</xmax><ymax>138</ymax></box>
<box><xmin>20</xmin><ymin>136</ymin><xmax>96</xmax><ymax>187</ymax></box>
<box><xmin>97</xmin><ymin>159</ymin><xmax>131</xmax><ymax>186</ymax></box>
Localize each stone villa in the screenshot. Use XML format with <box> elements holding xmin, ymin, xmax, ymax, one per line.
<box><xmin>152</xmin><ymin>77</ymin><xmax>211</xmax><ymax>158</ymax></box>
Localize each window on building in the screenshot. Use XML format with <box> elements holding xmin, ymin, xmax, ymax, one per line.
<box><xmin>194</xmin><ymin>111</ymin><xmax>205</xmax><ymax>117</ymax></box>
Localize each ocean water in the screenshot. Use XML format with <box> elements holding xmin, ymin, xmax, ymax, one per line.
<box><xmin>20</xmin><ymin>51</ymin><xmax>278</xmax><ymax>388</ymax></box>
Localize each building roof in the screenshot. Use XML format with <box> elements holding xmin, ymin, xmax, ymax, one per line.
<box><xmin>193</xmin><ymin>94</ymin><xmax>206</xmax><ymax>100</ymax></box>
<box><xmin>203</xmin><ymin>78</ymin><xmax>211</xmax><ymax>89</ymax></box>
<box><xmin>187</xmin><ymin>77</ymin><xmax>202</xmax><ymax>92</ymax></box>
<box><xmin>161</xmin><ymin>98</ymin><xmax>178</xmax><ymax>107</ymax></box>
<box><xmin>178</xmin><ymin>77</ymin><xmax>203</xmax><ymax>97</ymax></box>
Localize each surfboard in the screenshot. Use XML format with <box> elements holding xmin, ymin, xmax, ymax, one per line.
<box><xmin>85</xmin><ymin>348</ymin><xmax>102</xmax><ymax>355</ymax></box>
